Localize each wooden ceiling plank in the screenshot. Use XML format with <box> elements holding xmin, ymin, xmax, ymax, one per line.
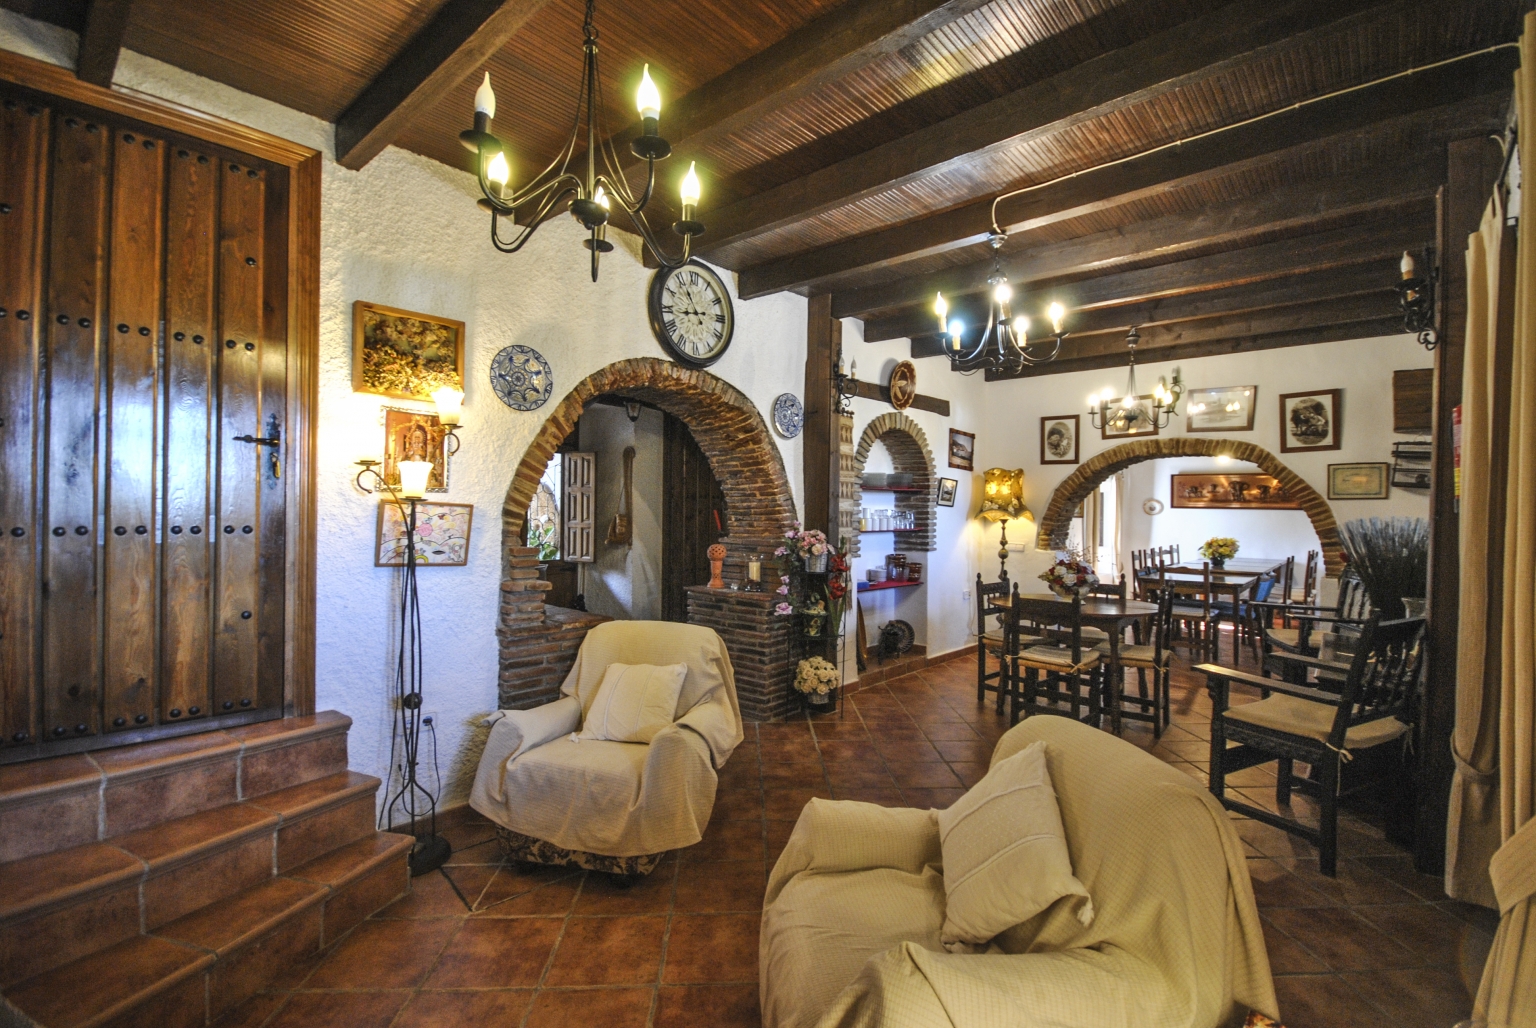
<box><xmin>77</xmin><ymin>0</ymin><xmax>134</xmax><ymax>86</ymax></box>
<box><xmin>334</xmin><ymin>0</ymin><xmax>557</xmax><ymax>171</ymax></box>
<box><xmin>700</xmin><ymin>0</ymin><xmax>1394</xmax><ymax>257</ymax></box>
<box><xmin>838</xmin><ymin>157</ymin><xmax>1442</xmax><ymax>323</ymax></box>
<box><xmin>735</xmin><ymin>48</ymin><xmax>1516</xmax><ymax>299</ymax></box>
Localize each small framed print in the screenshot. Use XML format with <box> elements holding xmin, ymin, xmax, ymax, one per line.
<box><xmin>1185</xmin><ymin>385</ymin><xmax>1258</xmax><ymax>432</ymax></box>
<box><xmin>936</xmin><ymin>478</ymin><xmax>958</xmax><ymax>507</ymax></box>
<box><xmin>376</xmin><ymin>501</ymin><xmax>474</xmax><ymax>566</ymax></box>
<box><xmin>948</xmin><ymin>429</ymin><xmax>975</xmax><ymax>470</ymax></box>
<box><xmin>1279</xmin><ymin>389</ymin><xmax>1342</xmax><ymax>452</ymax></box>
<box><xmin>1328</xmin><ymin>463</ymin><xmax>1391</xmax><ymax>500</ymax></box>
<box><xmin>353</xmin><ymin>300</ymin><xmax>465</xmax><ymax>401</ymax></box>
<box><xmin>1100</xmin><ymin>395</ymin><xmax>1161</xmax><ymax>440</ymax></box>
<box><xmin>1039</xmin><ymin>414</ymin><xmax>1080</xmax><ymax>465</ymax></box>
<box><xmin>382</xmin><ymin>407</ymin><xmax>450</xmax><ymax>493</ymax></box>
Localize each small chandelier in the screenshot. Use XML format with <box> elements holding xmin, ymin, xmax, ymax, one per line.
<box><xmin>459</xmin><ymin>0</ymin><xmax>704</xmax><ymax>281</ymax></box>
<box><xmin>1394</xmin><ymin>249</ymin><xmax>1438</xmax><ymax>350</ymax></box>
<box><xmin>935</xmin><ymin>233</ymin><xmax>1067</xmax><ymax>374</ymax></box>
<box><xmin>1087</xmin><ymin>328</ymin><xmax>1182</xmax><ymax>434</ymax></box>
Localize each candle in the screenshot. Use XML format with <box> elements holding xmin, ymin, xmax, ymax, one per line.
<box><xmin>747</xmin><ymin>557</ymin><xmax>761</xmax><ymax>582</ymax></box>
<box><xmin>398</xmin><ymin>460</ymin><xmax>432</xmax><ymax>499</ymax></box>
<box><xmin>1400</xmin><ymin>251</ymin><xmax>1416</xmax><ymax>280</ymax></box>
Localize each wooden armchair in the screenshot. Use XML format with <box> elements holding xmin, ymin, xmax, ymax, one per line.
<box><xmin>1251</xmin><ymin>573</ymin><xmax>1370</xmax><ymax>679</ymax></box>
<box><xmin>1004</xmin><ymin>586</ymin><xmax>1103</xmax><ymax>727</ymax></box>
<box><xmin>1196</xmin><ymin>615</ymin><xmax>1425</xmax><ymax>876</ymax></box>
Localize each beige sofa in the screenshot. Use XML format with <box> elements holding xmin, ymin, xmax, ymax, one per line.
<box><xmin>760</xmin><ymin>716</ymin><xmax>1278</xmax><ymax>1028</ymax></box>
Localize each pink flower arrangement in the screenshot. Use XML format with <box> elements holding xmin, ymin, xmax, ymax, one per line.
<box><xmin>1039</xmin><ymin>552</ymin><xmax>1099</xmax><ymax>600</ymax></box>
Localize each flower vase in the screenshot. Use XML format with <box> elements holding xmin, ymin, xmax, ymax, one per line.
<box><xmin>1211</xmin><ymin>558</ymin><xmax>1226</xmax><ymax>570</ymax></box>
<box><xmin>805</xmin><ymin>551</ymin><xmax>829</xmax><ymax>573</ymax></box>
<box><xmin>806</xmin><ymin>688</ymin><xmax>836</xmax><ymax>709</ymax></box>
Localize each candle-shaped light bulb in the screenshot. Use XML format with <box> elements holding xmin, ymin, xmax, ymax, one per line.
<box><xmin>594</xmin><ymin>184</ymin><xmax>609</xmax><ymax>210</ymax></box>
<box><xmin>398</xmin><ymin>460</ymin><xmax>432</xmax><ymax>500</ymax></box>
<box><xmin>1400</xmin><ymin>251</ymin><xmax>1416</xmax><ymax>280</ymax></box>
<box><xmin>993</xmin><ymin>280</ymin><xmax>1012</xmax><ymax>305</ymax></box>
<box><xmin>636</xmin><ymin>64</ymin><xmax>661</xmax><ymax>121</ymax></box>
<box><xmin>432</xmin><ymin>386</ymin><xmax>464</xmax><ymax>427</ymax></box>
<box><xmin>1088</xmin><ymin>391</ymin><xmax>1099</xmax><ymax>410</ymax></box>
<box><xmin>486</xmin><ymin>150</ymin><xmax>510</xmax><ymax>188</ymax></box>
<box><xmin>474</xmin><ymin>72</ymin><xmax>496</xmax><ymax>118</ymax></box>
<box><xmin>934</xmin><ymin>292</ymin><xmax>948</xmax><ymax>331</ymax></box>
<box><xmin>679</xmin><ymin>161</ymin><xmax>701</xmax><ymax>207</ymax></box>
<box><xmin>1047</xmin><ymin>301</ymin><xmax>1065</xmax><ymax>334</ymax></box>
<box><xmin>849</xmin><ymin>359</ymin><xmax>857</xmax><ymax>378</ymax></box>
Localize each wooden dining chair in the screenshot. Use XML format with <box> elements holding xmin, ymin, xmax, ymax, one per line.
<box><xmin>1197</xmin><ymin>616</ymin><xmax>1426</xmax><ymax>876</ymax></box>
<box><xmin>975</xmin><ymin>571</ymin><xmax>1012</xmax><ymax>706</ymax></box>
<box><xmin>1095</xmin><ymin>586</ymin><xmax>1175</xmax><ymax>737</ymax></box>
<box><xmin>1278</xmin><ymin>556</ymin><xmax>1296</xmax><ymax>606</ymax></box>
<box><xmin>1254</xmin><ymin>571</ymin><xmax>1371</xmax><ymax>677</ymax></box>
<box><xmin>1300</xmin><ymin>550</ymin><xmax>1320</xmax><ymax>605</ymax></box>
<box><xmin>1004</xmin><ymin>586</ymin><xmax>1103</xmax><ymax>727</ymax></box>
<box><xmin>1164</xmin><ymin>563</ymin><xmax>1224</xmax><ymax>661</ymax></box>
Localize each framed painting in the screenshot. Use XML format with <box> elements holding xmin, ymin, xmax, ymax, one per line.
<box><xmin>1170</xmin><ymin>473</ymin><xmax>1300</xmax><ymax>510</ymax></box>
<box><xmin>1328</xmin><ymin>463</ymin><xmax>1391</xmax><ymax>500</ymax></box>
<box><xmin>948</xmin><ymin>429</ymin><xmax>975</xmax><ymax>470</ymax></box>
<box><xmin>1279</xmin><ymin>389</ymin><xmax>1342</xmax><ymax>452</ymax></box>
<box><xmin>1039</xmin><ymin>414</ymin><xmax>1080</xmax><ymax>465</ymax></box>
<box><xmin>382</xmin><ymin>407</ymin><xmax>450</xmax><ymax>493</ymax></box>
<box><xmin>353</xmin><ymin>300</ymin><xmax>465</xmax><ymax>401</ymax></box>
<box><xmin>376</xmin><ymin>501</ymin><xmax>474</xmax><ymax>566</ymax></box>
<box><xmin>1100</xmin><ymin>395</ymin><xmax>1161</xmax><ymax>440</ymax></box>
<box><xmin>936</xmin><ymin>478</ymin><xmax>958</xmax><ymax>507</ymax></box>
<box><xmin>1185</xmin><ymin>385</ymin><xmax>1258</xmax><ymax>432</ymax></box>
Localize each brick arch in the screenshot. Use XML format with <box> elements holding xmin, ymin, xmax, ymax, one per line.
<box><xmin>1036</xmin><ymin>437</ymin><xmax>1344</xmax><ymax>575</ymax></box>
<box><xmin>849</xmin><ymin>412</ymin><xmax>937</xmax><ymax>554</ymax></box>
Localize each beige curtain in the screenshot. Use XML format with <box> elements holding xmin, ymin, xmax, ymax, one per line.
<box><xmin>1468</xmin><ymin>14</ymin><xmax>1536</xmax><ymax>1023</ymax></box>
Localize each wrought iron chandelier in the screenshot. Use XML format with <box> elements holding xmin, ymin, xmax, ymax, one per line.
<box><xmin>1394</xmin><ymin>249</ymin><xmax>1438</xmax><ymax>350</ymax></box>
<box><xmin>1087</xmin><ymin>327</ymin><xmax>1182</xmax><ymax>434</ymax></box>
<box><xmin>459</xmin><ymin>0</ymin><xmax>704</xmax><ymax>281</ymax></box>
<box><xmin>933</xmin><ymin>233</ymin><xmax>1067</xmax><ymax>374</ymax></box>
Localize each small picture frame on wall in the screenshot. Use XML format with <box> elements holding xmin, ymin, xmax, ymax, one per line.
<box><xmin>1039</xmin><ymin>414</ymin><xmax>1080</xmax><ymax>465</ymax></box>
<box><xmin>376</xmin><ymin>501</ymin><xmax>474</xmax><ymax>566</ymax></box>
<box><xmin>1328</xmin><ymin>463</ymin><xmax>1391</xmax><ymax>500</ymax></box>
<box><xmin>1279</xmin><ymin>389</ymin><xmax>1342</xmax><ymax>452</ymax></box>
<box><xmin>1185</xmin><ymin>386</ymin><xmax>1258</xmax><ymax>432</ymax></box>
<box><xmin>936</xmin><ymin>478</ymin><xmax>958</xmax><ymax>507</ymax></box>
<box><xmin>353</xmin><ymin>300</ymin><xmax>465</xmax><ymax>401</ymax></box>
<box><xmin>383</xmin><ymin>407</ymin><xmax>450</xmax><ymax>493</ymax></box>
<box><xmin>948</xmin><ymin>429</ymin><xmax>975</xmax><ymax>470</ymax></box>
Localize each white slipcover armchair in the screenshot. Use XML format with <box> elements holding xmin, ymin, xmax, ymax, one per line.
<box><xmin>760</xmin><ymin>715</ymin><xmax>1279</xmax><ymax>1028</ymax></box>
<box><xmin>470</xmin><ymin>620</ymin><xmax>743</xmax><ymax>874</ymax></box>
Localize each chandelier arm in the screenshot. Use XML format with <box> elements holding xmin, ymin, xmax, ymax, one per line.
<box><xmin>480</xmin><ymin>169</ymin><xmax>584</xmax><ymax>216</ymax></box>
<box><xmin>488</xmin><ymin>186</ymin><xmax>579</xmax><ymax>253</ymax></box>
<box><xmin>625</xmin><ymin>208</ymin><xmax>694</xmax><ymax>269</ymax></box>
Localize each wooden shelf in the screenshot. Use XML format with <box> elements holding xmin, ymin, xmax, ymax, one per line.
<box><xmin>857</xmin><ymin>579</ymin><xmax>922</xmax><ymax>592</ymax></box>
<box><xmin>860</xmin><ymin>485</ymin><xmax>924</xmax><ymax>492</ymax></box>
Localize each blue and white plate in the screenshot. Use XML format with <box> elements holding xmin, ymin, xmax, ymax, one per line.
<box><xmin>773</xmin><ymin>393</ymin><xmax>804</xmax><ymax>438</ymax></box>
<box><xmin>489</xmin><ymin>345</ymin><xmax>553</xmax><ymax>411</ymax></box>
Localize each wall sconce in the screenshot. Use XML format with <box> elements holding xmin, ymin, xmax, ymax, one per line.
<box><xmin>977</xmin><ymin>467</ymin><xmax>1033</xmax><ymax>579</ymax></box>
<box><xmin>834</xmin><ymin>357</ymin><xmax>858</xmax><ymax>415</ymax></box>
<box><xmin>431</xmin><ymin>386</ymin><xmax>464</xmax><ymax>455</ymax></box>
<box><xmin>624</xmin><ymin>399</ymin><xmax>642</xmax><ymax>423</ymax></box>
<box><xmin>1395</xmin><ymin>249</ymin><xmax>1438</xmax><ymax>350</ymax></box>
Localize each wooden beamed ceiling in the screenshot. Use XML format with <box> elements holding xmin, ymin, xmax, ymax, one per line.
<box><xmin>10</xmin><ymin>0</ymin><xmax>1525</xmax><ymax>375</ymax></box>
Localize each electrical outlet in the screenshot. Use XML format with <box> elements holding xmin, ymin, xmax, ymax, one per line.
<box><xmin>422</xmin><ymin>711</ymin><xmax>437</xmax><ymax>728</ymax></box>
<box><xmin>962</xmin><ymin>589</ymin><xmax>971</xmax><ymax>601</ymax></box>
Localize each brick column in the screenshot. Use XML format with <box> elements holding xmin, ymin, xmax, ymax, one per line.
<box><xmin>686</xmin><ymin>587</ymin><xmax>797</xmax><ymax>721</ymax></box>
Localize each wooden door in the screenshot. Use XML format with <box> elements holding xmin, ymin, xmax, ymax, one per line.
<box><xmin>0</xmin><ymin>88</ymin><xmax>290</xmax><ymax>760</ymax></box>
<box><xmin>661</xmin><ymin>413</ymin><xmax>728</xmax><ymax>622</ymax></box>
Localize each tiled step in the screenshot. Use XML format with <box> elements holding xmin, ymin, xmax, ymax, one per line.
<box><xmin>3</xmin><ymin>833</ymin><xmax>411</xmax><ymax>1028</ymax></box>
<box><xmin>0</xmin><ymin>713</ymin><xmax>352</xmax><ymax>864</ymax></box>
<box><xmin>0</xmin><ymin>772</ymin><xmax>381</xmax><ymax>988</ymax></box>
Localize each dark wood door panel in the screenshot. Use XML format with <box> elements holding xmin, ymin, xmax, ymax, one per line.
<box><xmin>0</xmin><ymin>98</ymin><xmax>49</xmax><ymax>748</ymax></box>
<box><xmin>662</xmin><ymin>413</ymin><xmax>727</xmax><ymax>622</ymax></box>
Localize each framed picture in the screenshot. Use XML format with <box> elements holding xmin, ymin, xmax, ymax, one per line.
<box><xmin>948</xmin><ymin>429</ymin><xmax>975</xmax><ymax>470</ymax></box>
<box><xmin>382</xmin><ymin>407</ymin><xmax>450</xmax><ymax>493</ymax></box>
<box><xmin>1100</xmin><ymin>395</ymin><xmax>1161</xmax><ymax>440</ymax></box>
<box><xmin>1279</xmin><ymin>389</ymin><xmax>1342</xmax><ymax>452</ymax></box>
<box><xmin>936</xmin><ymin>478</ymin><xmax>958</xmax><ymax>507</ymax></box>
<box><xmin>1039</xmin><ymin>414</ymin><xmax>1080</xmax><ymax>465</ymax></box>
<box><xmin>1185</xmin><ymin>385</ymin><xmax>1258</xmax><ymax>432</ymax></box>
<box><xmin>376</xmin><ymin>501</ymin><xmax>474</xmax><ymax>566</ymax></box>
<box><xmin>1170</xmin><ymin>473</ymin><xmax>1301</xmax><ymax>510</ymax></box>
<box><xmin>1328</xmin><ymin>463</ymin><xmax>1391</xmax><ymax>500</ymax></box>
<box><xmin>353</xmin><ymin>300</ymin><xmax>465</xmax><ymax>401</ymax></box>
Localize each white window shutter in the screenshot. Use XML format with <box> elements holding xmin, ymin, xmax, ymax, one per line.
<box><xmin>563</xmin><ymin>452</ymin><xmax>595</xmax><ymax>562</ymax></box>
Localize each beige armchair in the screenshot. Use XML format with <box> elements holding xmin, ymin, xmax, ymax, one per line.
<box><xmin>760</xmin><ymin>716</ymin><xmax>1278</xmax><ymax>1028</ymax></box>
<box><xmin>470</xmin><ymin>620</ymin><xmax>742</xmax><ymax>875</ymax></box>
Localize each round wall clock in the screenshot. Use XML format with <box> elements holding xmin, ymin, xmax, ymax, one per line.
<box><xmin>772</xmin><ymin>393</ymin><xmax>804</xmax><ymax>438</ymax></box>
<box><xmin>888</xmin><ymin>360</ymin><xmax>917</xmax><ymax>410</ymax></box>
<box><xmin>489</xmin><ymin>344</ymin><xmax>553</xmax><ymax>411</ymax></box>
<box><xmin>1142</xmin><ymin>498</ymin><xmax>1165</xmax><ymax>516</ymax></box>
<box><xmin>648</xmin><ymin>260</ymin><xmax>734</xmax><ymax>367</ymax></box>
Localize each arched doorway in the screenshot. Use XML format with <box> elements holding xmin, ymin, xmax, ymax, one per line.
<box><xmin>1035</xmin><ymin>438</ymin><xmax>1344</xmax><ymax>575</ymax></box>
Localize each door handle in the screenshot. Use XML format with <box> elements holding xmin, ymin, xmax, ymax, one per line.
<box><xmin>234</xmin><ymin>415</ymin><xmax>282</xmax><ymax>479</ymax></box>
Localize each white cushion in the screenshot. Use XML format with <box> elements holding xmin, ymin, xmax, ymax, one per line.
<box><xmin>576</xmin><ymin>662</ymin><xmax>688</xmax><ymax>744</ymax></box>
<box><xmin>935</xmin><ymin>741</ymin><xmax>1093</xmax><ymax>951</ymax></box>
<box><xmin>1224</xmin><ymin>693</ymin><xmax>1409</xmax><ymax>749</ymax></box>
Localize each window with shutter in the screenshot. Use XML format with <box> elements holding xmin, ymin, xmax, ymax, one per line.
<box><xmin>562</xmin><ymin>452</ymin><xmax>596</xmax><ymax>562</ymax></box>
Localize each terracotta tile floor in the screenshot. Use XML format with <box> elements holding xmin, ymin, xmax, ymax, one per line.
<box><xmin>220</xmin><ymin>635</ymin><xmax>1497</xmax><ymax>1028</ymax></box>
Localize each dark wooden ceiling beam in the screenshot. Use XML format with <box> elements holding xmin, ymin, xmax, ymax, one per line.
<box><xmin>868</xmin><ymin>216</ymin><xmax>1431</xmax><ymax>342</ymax></box>
<box><xmin>334</xmin><ymin>0</ymin><xmax>557</xmax><ymax>171</ymax></box>
<box><xmin>735</xmin><ymin>48</ymin><xmax>1515</xmax><ymax>298</ymax></box>
<box><xmin>838</xmin><ymin>158</ymin><xmax>1442</xmax><ymax>322</ymax></box>
<box><xmin>77</xmin><ymin>0</ymin><xmax>134</xmax><ymax>87</ymax></box>
<box><xmin>700</xmin><ymin>0</ymin><xmax>1391</xmax><ymax>257</ymax></box>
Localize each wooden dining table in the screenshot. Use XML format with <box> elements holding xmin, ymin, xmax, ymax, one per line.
<box><xmin>988</xmin><ymin>593</ymin><xmax>1160</xmax><ymax>735</ymax></box>
<box><xmin>1152</xmin><ymin>572</ymin><xmax>1265</xmax><ymax>664</ymax></box>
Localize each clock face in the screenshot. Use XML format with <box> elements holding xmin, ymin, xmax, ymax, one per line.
<box><xmin>648</xmin><ymin>261</ymin><xmax>734</xmax><ymax>367</ymax></box>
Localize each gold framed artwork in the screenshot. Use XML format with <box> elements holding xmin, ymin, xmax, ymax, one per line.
<box><xmin>375</xmin><ymin>501</ymin><xmax>474</xmax><ymax>566</ymax></box>
<box><xmin>948</xmin><ymin>428</ymin><xmax>975</xmax><ymax>470</ymax></box>
<box><xmin>382</xmin><ymin>407</ymin><xmax>450</xmax><ymax>493</ymax></box>
<box><xmin>1039</xmin><ymin>414</ymin><xmax>1080</xmax><ymax>465</ymax></box>
<box><xmin>353</xmin><ymin>300</ymin><xmax>465</xmax><ymax>401</ymax></box>
<box><xmin>1170</xmin><ymin>473</ymin><xmax>1300</xmax><ymax>510</ymax></box>
<box><xmin>1185</xmin><ymin>385</ymin><xmax>1258</xmax><ymax>432</ymax></box>
<box><xmin>1327</xmin><ymin>463</ymin><xmax>1391</xmax><ymax>500</ymax></box>
<box><xmin>1279</xmin><ymin>389</ymin><xmax>1342</xmax><ymax>452</ymax></box>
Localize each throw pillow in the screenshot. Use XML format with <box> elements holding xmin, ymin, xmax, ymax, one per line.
<box><xmin>576</xmin><ymin>662</ymin><xmax>689</xmax><ymax>744</ymax></box>
<box><xmin>935</xmin><ymin>740</ymin><xmax>1094</xmax><ymax>950</ymax></box>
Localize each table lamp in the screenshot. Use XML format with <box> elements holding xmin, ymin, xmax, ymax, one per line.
<box><xmin>977</xmin><ymin>467</ymin><xmax>1033</xmax><ymax>578</ymax></box>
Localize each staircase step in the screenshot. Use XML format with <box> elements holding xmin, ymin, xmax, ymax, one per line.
<box><xmin>225</xmin><ymin>711</ymin><xmax>351</xmax><ymax>800</ymax></box>
<box><xmin>4</xmin><ymin>934</ymin><xmax>213</xmax><ymax>1028</ymax></box>
<box><xmin>0</xmin><ymin>756</ymin><xmax>107</xmax><ymax>864</ymax></box>
<box><xmin>247</xmin><ymin>771</ymin><xmax>380</xmax><ymax>873</ymax></box>
<box><xmin>285</xmin><ymin>832</ymin><xmax>413</xmax><ymax>945</ymax></box>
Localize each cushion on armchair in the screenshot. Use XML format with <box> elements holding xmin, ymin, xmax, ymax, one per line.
<box><xmin>576</xmin><ymin>662</ymin><xmax>688</xmax><ymax>743</ymax></box>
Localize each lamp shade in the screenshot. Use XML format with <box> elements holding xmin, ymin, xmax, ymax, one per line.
<box><xmin>431</xmin><ymin>386</ymin><xmax>464</xmax><ymax>426</ymax></box>
<box><xmin>977</xmin><ymin>467</ymin><xmax>1028</xmax><ymax>522</ymax></box>
<box><xmin>398</xmin><ymin>460</ymin><xmax>432</xmax><ymax>499</ymax></box>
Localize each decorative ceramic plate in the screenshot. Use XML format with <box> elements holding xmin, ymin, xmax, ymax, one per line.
<box><xmin>1142</xmin><ymin>498</ymin><xmax>1165</xmax><ymax>516</ymax></box>
<box><xmin>773</xmin><ymin>393</ymin><xmax>804</xmax><ymax>438</ymax></box>
<box><xmin>489</xmin><ymin>345</ymin><xmax>553</xmax><ymax>411</ymax></box>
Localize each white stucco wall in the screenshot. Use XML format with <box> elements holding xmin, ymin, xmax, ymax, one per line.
<box><xmin>578</xmin><ymin>404</ymin><xmax>665</xmax><ymax>621</ymax></box>
<box><xmin>0</xmin><ymin>11</ymin><xmax>807</xmax><ymax>807</ymax></box>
